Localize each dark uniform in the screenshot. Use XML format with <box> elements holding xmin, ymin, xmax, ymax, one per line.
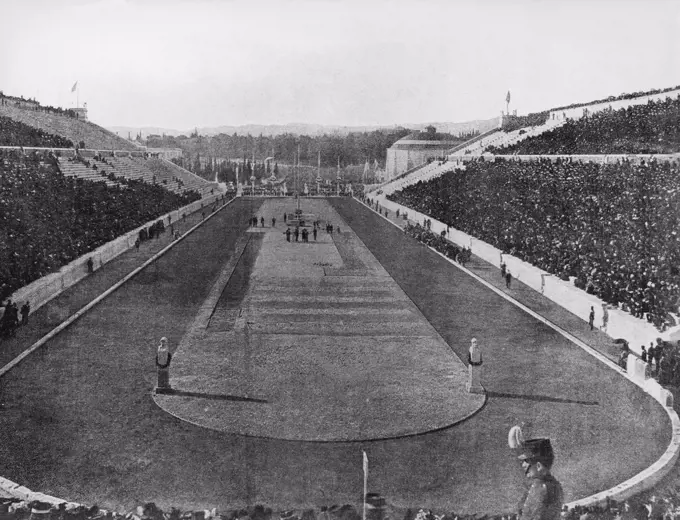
<box><xmin>517</xmin><ymin>438</ymin><xmax>563</xmax><ymax>520</ymax></box>
<box><xmin>518</xmin><ymin>474</ymin><xmax>563</xmax><ymax>520</ymax></box>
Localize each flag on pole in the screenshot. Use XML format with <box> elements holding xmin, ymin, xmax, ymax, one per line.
<box><xmin>506</xmin><ymin>91</ymin><xmax>511</xmax><ymax>104</ymax></box>
<box><xmin>71</xmin><ymin>81</ymin><xmax>78</xmax><ymax>93</ymax></box>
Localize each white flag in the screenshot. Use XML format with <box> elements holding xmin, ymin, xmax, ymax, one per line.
<box><xmin>71</xmin><ymin>81</ymin><xmax>78</xmax><ymax>93</ymax></box>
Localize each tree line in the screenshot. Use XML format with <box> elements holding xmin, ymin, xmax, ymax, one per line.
<box><xmin>153</xmin><ymin>127</ymin><xmax>477</xmax><ymax>183</ymax></box>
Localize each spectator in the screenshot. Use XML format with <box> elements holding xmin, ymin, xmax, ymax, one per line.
<box><xmin>489</xmin><ymin>96</ymin><xmax>680</xmax><ymax>155</ymax></box>
<box><xmin>0</xmin><ymin>116</ymin><xmax>73</xmax><ymax>148</ymax></box>
<box><xmin>0</xmin><ymin>149</ymin><xmax>199</xmax><ymax>307</ymax></box>
<box><xmin>20</xmin><ymin>301</ymin><xmax>30</xmax><ymax>326</ymax></box>
<box><xmin>388</xmin><ymin>157</ymin><xmax>680</xmax><ymax>331</ymax></box>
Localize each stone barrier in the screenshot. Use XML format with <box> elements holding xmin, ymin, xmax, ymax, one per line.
<box><xmin>502</xmin><ymin>254</ymin><xmax>547</xmax><ymax>293</ymax></box>
<box><xmin>472</xmin><ymin>239</ymin><xmax>502</xmax><ymax>269</ymax></box>
<box><xmin>8</xmin><ymin>193</ymin><xmax>225</xmax><ymax>316</ymax></box>
<box><xmin>378</xmin><ymin>197</ymin><xmax>675</xmax><ymax>354</ymax></box>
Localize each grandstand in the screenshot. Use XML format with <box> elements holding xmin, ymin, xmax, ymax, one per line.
<box><xmin>451</xmin><ymin>116</ymin><xmax>565</xmax><ymax>156</ymax></box>
<box><xmin>51</xmin><ymin>153</ymin><xmax>218</xmax><ymax>196</ymax></box>
<box><xmin>374</xmin><ymin>86</ymin><xmax>680</xmax><ymax>197</ymax></box>
<box><xmin>488</xmin><ymin>94</ymin><xmax>680</xmax><ymax>155</ymax></box>
<box><xmin>133</xmin><ymin>156</ymin><xmax>219</xmax><ymax>197</ymax></box>
<box><xmin>373</xmin><ymin>84</ymin><xmax>680</xmax><ymax>350</ymax></box>
<box><xmin>58</xmin><ymin>156</ymin><xmax>124</xmax><ymax>188</ymax></box>
<box><xmin>0</xmin><ymin>103</ymin><xmax>140</xmax><ymax>151</ymax></box>
<box><xmin>4</xmin><ymin>79</ymin><xmax>680</xmax><ymax>520</ymax></box>
<box><xmin>0</xmin><ymin>92</ymin><xmax>222</xmax><ymax>309</ymax></box>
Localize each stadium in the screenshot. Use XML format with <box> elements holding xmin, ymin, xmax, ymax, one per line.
<box><xmin>2</xmin><ymin>2</ymin><xmax>680</xmax><ymax>520</ymax></box>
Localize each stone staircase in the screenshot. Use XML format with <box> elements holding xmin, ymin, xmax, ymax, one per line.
<box><xmin>58</xmin><ymin>157</ymin><xmax>123</xmax><ymax>188</ymax></box>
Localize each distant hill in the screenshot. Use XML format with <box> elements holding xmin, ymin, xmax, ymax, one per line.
<box><xmin>107</xmin><ymin>118</ymin><xmax>499</xmax><ymax>139</ymax></box>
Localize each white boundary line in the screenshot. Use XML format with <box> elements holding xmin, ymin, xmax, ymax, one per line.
<box><xmin>356</xmin><ymin>197</ymin><xmax>680</xmax><ymax>506</ymax></box>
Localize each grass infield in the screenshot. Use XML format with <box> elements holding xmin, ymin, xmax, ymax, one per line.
<box><xmin>0</xmin><ymin>197</ymin><xmax>670</xmax><ymax>515</ymax></box>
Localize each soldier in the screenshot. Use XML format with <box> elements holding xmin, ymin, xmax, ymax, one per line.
<box><xmin>285</xmin><ymin>228</ymin><xmax>291</xmax><ymax>242</ymax></box>
<box><xmin>516</xmin><ymin>438</ymin><xmax>563</xmax><ymax>520</ymax></box>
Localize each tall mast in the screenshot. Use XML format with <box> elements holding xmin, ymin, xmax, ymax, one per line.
<box><xmin>297</xmin><ymin>144</ymin><xmax>301</xmax><ymax>213</ymax></box>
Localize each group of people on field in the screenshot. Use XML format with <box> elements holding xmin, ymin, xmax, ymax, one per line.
<box><xmin>0</xmin><ymin>299</ymin><xmax>30</xmax><ymax>338</ymax></box>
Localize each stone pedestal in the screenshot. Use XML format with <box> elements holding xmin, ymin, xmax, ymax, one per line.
<box><xmin>467</xmin><ymin>364</ymin><xmax>484</xmax><ymax>394</ymax></box>
<box><xmin>629</xmin><ymin>357</ymin><xmax>647</xmax><ymax>384</ymax></box>
<box><xmin>157</xmin><ymin>368</ymin><xmax>170</xmax><ymax>390</ymax></box>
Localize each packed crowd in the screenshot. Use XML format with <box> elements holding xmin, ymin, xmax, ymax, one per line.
<box><xmin>0</xmin><ymin>92</ymin><xmax>83</xmax><ymax>119</ymax></box>
<box><xmin>0</xmin><ymin>149</ymin><xmax>200</xmax><ymax>303</ymax></box>
<box><xmin>0</xmin><ymin>116</ymin><xmax>73</xmax><ymax>148</ymax></box>
<box><xmin>5</xmin><ymin>488</ymin><xmax>680</xmax><ymax>520</ymax></box>
<box><xmin>616</xmin><ymin>335</ymin><xmax>680</xmax><ymax>388</ymax></box>
<box><xmin>488</xmin><ymin>96</ymin><xmax>680</xmax><ymax>155</ymax></box>
<box><xmin>401</xmin><ymin>222</ymin><xmax>472</xmax><ymax>266</ymax></box>
<box><xmin>550</xmin><ymin>84</ymin><xmax>680</xmax><ymax>113</ymax></box>
<box><xmin>388</xmin><ymin>157</ymin><xmax>680</xmax><ymax>330</ymax></box>
<box><xmin>500</xmin><ymin>112</ymin><xmax>549</xmax><ymax>133</ymax></box>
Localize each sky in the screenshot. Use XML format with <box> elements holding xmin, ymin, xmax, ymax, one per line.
<box><xmin>1</xmin><ymin>0</ymin><xmax>680</xmax><ymax>131</ymax></box>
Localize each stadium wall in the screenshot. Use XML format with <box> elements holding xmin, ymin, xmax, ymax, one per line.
<box><xmin>378</xmin><ymin>197</ymin><xmax>672</xmax><ymax>354</ymax></box>
<box><xmin>386</xmin><ymin>147</ymin><xmax>449</xmax><ymax>181</ymax></box>
<box><xmin>549</xmin><ymin>87</ymin><xmax>680</xmax><ymax>122</ymax></box>
<box><xmin>8</xmin><ymin>193</ymin><xmax>226</xmax><ymax>317</ymax></box>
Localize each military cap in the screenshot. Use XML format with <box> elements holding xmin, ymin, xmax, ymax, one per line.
<box><xmin>518</xmin><ymin>438</ymin><xmax>554</xmax><ymax>464</ymax></box>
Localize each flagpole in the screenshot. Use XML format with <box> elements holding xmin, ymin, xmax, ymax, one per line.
<box><xmin>362</xmin><ymin>451</ymin><xmax>368</xmax><ymax>520</ymax></box>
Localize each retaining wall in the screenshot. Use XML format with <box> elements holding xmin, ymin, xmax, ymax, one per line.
<box><xmin>8</xmin><ymin>193</ymin><xmax>226</xmax><ymax>315</ymax></box>
<box><xmin>377</xmin><ymin>196</ymin><xmax>675</xmax><ymax>355</ymax></box>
